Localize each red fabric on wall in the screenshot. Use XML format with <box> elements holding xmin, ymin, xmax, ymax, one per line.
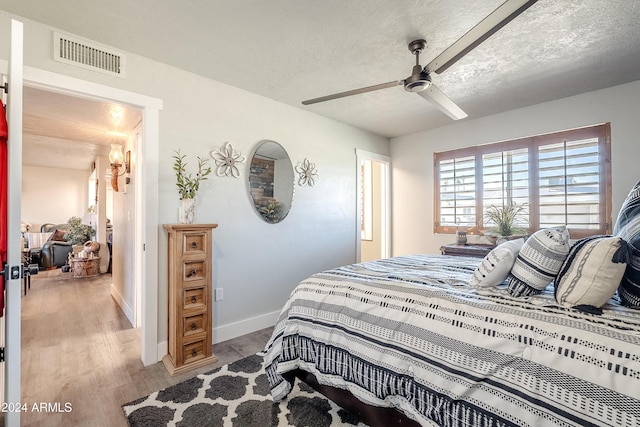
<box><xmin>0</xmin><ymin>101</ymin><xmax>8</xmax><ymax>317</ymax></box>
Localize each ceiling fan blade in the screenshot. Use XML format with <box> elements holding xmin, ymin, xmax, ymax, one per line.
<box><xmin>417</xmin><ymin>84</ymin><xmax>467</xmax><ymax>120</ymax></box>
<box><xmin>426</xmin><ymin>0</ymin><xmax>538</xmax><ymax>75</ymax></box>
<box><xmin>302</xmin><ymin>80</ymin><xmax>403</xmax><ymax>105</ymax></box>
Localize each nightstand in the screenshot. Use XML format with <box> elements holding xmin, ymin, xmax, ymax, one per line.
<box><xmin>440</xmin><ymin>243</ymin><xmax>494</xmax><ymax>258</ymax></box>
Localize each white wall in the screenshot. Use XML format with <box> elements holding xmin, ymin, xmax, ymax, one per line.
<box><xmin>391</xmin><ymin>80</ymin><xmax>640</xmax><ymax>256</ymax></box>
<box><xmin>104</xmin><ymin>138</ymin><xmax>137</xmax><ymax>324</ymax></box>
<box><xmin>156</xmin><ymin>73</ymin><xmax>389</xmax><ymax>344</ymax></box>
<box><xmin>1</xmin><ymin>14</ymin><xmax>390</xmax><ymax>349</ymax></box>
<box><xmin>21</xmin><ymin>165</ymin><xmax>89</xmax><ymax>230</ymax></box>
<box><xmin>93</xmin><ymin>155</ymin><xmax>111</xmax><ymax>275</ymax></box>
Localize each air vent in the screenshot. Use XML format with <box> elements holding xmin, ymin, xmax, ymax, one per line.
<box><xmin>53</xmin><ymin>32</ymin><xmax>126</xmax><ymax>78</ymax></box>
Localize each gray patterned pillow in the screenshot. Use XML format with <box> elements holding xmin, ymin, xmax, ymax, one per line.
<box><xmin>507</xmin><ymin>226</ymin><xmax>571</xmax><ymax>297</ymax></box>
<box><xmin>613</xmin><ymin>180</ymin><xmax>640</xmax><ymax>308</ymax></box>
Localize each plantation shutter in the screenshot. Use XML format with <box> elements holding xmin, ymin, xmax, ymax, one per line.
<box><xmin>438</xmin><ymin>156</ymin><xmax>476</xmax><ymax>227</ymax></box>
<box><xmin>538</xmin><ymin>137</ymin><xmax>600</xmax><ymax>230</ymax></box>
<box><xmin>433</xmin><ymin>123</ymin><xmax>610</xmax><ymax>237</ymax></box>
<box><xmin>482</xmin><ymin>148</ymin><xmax>529</xmax><ymax>228</ymax></box>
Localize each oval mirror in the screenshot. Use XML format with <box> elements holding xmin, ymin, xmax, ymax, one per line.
<box><xmin>247</xmin><ymin>140</ymin><xmax>294</xmax><ymax>223</ymax></box>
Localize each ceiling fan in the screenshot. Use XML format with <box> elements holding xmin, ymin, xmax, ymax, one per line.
<box><xmin>302</xmin><ymin>0</ymin><xmax>538</xmax><ymax>120</ymax></box>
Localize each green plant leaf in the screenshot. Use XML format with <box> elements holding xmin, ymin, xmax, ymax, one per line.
<box><xmin>173</xmin><ymin>149</ymin><xmax>212</xmax><ymax>199</ymax></box>
<box><xmin>484</xmin><ymin>202</ymin><xmax>528</xmax><ymax>236</ymax></box>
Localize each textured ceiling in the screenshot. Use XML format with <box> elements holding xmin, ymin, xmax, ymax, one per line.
<box><xmin>3</xmin><ymin>0</ymin><xmax>640</xmax><ymax>168</ymax></box>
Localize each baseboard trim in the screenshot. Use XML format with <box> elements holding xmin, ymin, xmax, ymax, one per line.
<box><xmin>156</xmin><ymin>310</ymin><xmax>280</xmax><ymax>363</ymax></box>
<box><xmin>157</xmin><ymin>341</ymin><xmax>168</xmax><ymax>363</ymax></box>
<box><xmin>212</xmin><ymin>310</ymin><xmax>280</xmax><ymax>344</ymax></box>
<box><xmin>111</xmin><ymin>283</ymin><xmax>134</xmax><ymax>326</ymax></box>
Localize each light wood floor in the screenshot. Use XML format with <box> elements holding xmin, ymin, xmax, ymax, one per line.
<box><xmin>19</xmin><ymin>269</ymin><xmax>274</xmax><ymax>426</ymax></box>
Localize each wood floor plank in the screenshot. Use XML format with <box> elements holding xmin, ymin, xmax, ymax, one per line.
<box><xmin>19</xmin><ymin>269</ymin><xmax>274</xmax><ymax>426</ymax></box>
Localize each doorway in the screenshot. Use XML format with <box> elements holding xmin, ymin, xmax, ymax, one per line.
<box><xmin>21</xmin><ymin>87</ymin><xmax>137</xmax><ymax>304</ymax></box>
<box><xmin>356</xmin><ymin>149</ymin><xmax>391</xmax><ymax>262</ymax></box>
<box><xmin>22</xmin><ymin>65</ymin><xmax>162</xmax><ymax>366</ymax></box>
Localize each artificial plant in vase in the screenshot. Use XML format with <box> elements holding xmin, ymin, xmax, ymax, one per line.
<box><xmin>483</xmin><ymin>201</ymin><xmax>529</xmax><ymax>244</ymax></box>
<box><xmin>65</xmin><ymin>216</ymin><xmax>95</xmax><ymax>246</ymax></box>
<box><xmin>173</xmin><ymin>149</ymin><xmax>212</xmax><ymax>223</ymax></box>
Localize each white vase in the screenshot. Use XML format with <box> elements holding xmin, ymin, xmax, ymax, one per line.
<box><xmin>179</xmin><ymin>198</ymin><xmax>195</xmax><ymax>224</ymax></box>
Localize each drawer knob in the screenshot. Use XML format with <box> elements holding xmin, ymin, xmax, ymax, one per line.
<box><xmin>192</xmin><ymin>349</ymin><xmax>197</xmax><ymax>357</ymax></box>
<box><xmin>191</xmin><ymin>296</ymin><xmax>197</xmax><ymax>303</ymax></box>
<box><xmin>191</xmin><ymin>323</ymin><xmax>197</xmax><ymax>330</ymax></box>
<box><xmin>191</xmin><ymin>242</ymin><xmax>198</xmax><ymax>249</ymax></box>
<box><xmin>188</xmin><ymin>269</ymin><xmax>197</xmax><ymax>277</ymax></box>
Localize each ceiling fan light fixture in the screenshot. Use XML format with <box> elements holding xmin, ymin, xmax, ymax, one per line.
<box><xmin>404</xmin><ymin>70</ymin><xmax>432</xmax><ymax>93</ymax></box>
<box><xmin>404</xmin><ymin>79</ymin><xmax>432</xmax><ymax>93</ymax></box>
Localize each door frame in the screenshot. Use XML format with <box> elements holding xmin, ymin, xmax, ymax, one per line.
<box><xmin>355</xmin><ymin>149</ymin><xmax>391</xmax><ymax>262</ymax></box>
<box><xmin>15</xmin><ymin>65</ymin><xmax>162</xmax><ymax>366</ymax></box>
<box><xmin>3</xmin><ymin>19</ymin><xmax>24</xmax><ymax>427</ymax></box>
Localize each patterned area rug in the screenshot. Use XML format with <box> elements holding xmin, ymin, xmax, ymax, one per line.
<box><xmin>122</xmin><ymin>353</ymin><xmax>367</xmax><ymax>426</ymax></box>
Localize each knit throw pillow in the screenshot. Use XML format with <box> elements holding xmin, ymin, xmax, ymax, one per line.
<box><xmin>471</xmin><ymin>238</ymin><xmax>525</xmax><ymax>288</ymax></box>
<box><xmin>47</xmin><ymin>228</ymin><xmax>68</xmax><ymax>242</ymax></box>
<box><xmin>614</xmin><ymin>180</ymin><xmax>640</xmax><ymax>308</ymax></box>
<box><xmin>507</xmin><ymin>226</ymin><xmax>571</xmax><ymax>297</ymax></box>
<box><xmin>555</xmin><ymin>235</ymin><xmax>632</xmax><ymax>313</ymax></box>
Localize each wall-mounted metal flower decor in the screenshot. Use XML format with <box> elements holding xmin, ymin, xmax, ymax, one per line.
<box><xmin>210</xmin><ymin>142</ymin><xmax>246</xmax><ymax>178</ymax></box>
<box><xmin>295</xmin><ymin>158</ymin><xmax>318</xmax><ymax>187</ymax></box>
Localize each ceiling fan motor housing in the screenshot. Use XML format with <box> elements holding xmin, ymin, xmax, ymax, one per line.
<box><xmin>404</xmin><ymin>65</ymin><xmax>432</xmax><ymax>92</ymax></box>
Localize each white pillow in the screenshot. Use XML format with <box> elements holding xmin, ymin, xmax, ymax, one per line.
<box><xmin>555</xmin><ymin>236</ymin><xmax>631</xmax><ymax>311</ymax></box>
<box><xmin>507</xmin><ymin>226</ymin><xmax>571</xmax><ymax>297</ymax></box>
<box><xmin>471</xmin><ymin>239</ymin><xmax>525</xmax><ymax>287</ymax></box>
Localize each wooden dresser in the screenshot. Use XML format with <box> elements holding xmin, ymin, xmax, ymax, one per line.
<box><xmin>162</xmin><ymin>224</ymin><xmax>218</xmax><ymax>375</ymax></box>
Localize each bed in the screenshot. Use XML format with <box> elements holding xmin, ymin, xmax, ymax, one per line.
<box><xmin>263</xmin><ymin>254</ymin><xmax>640</xmax><ymax>426</ymax></box>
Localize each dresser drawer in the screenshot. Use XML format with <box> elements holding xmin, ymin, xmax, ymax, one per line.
<box><xmin>182</xmin><ymin>260</ymin><xmax>206</xmax><ymax>282</ymax></box>
<box><xmin>182</xmin><ymin>232</ymin><xmax>207</xmax><ymax>255</ymax></box>
<box><xmin>183</xmin><ymin>339</ymin><xmax>206</xmax><ymax>364</ymax></box>
<box><xmin>184</xmin><ymin>287</ymin><xmax>206</xmax><ymax>310</ymax></box>
<box><xmin>183</xmin><ymin>313</ymin><xmax>206</xmax><ymax>336</ymax></box>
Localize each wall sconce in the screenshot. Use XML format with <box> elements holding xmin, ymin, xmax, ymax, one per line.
<box><xmin>109</xmin><ymin>144</ymin><xmax>131</xmax><ymax>192</ymax></box>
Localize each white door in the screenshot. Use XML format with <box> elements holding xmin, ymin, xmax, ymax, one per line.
<box><xmin>2</xmin><ymin>19</ymin><xmax>24</xmax><ymax>427</ymax></box>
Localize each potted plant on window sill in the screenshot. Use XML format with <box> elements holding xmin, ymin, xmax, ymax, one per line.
<box><xmin>483</xmin><ymin>202</ymin><xmax>529</xmax><ymax>245</ymax></box>
<box><xmin>173</xmin><ymin>149</ymin><xmax>212</xmax><ymax>224</ymax></box>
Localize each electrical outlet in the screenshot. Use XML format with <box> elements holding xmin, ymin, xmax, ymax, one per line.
<box><xmin>215</xmin><ymin>288</ymin><xmax>224</xmax><ymax>301</ymax></box>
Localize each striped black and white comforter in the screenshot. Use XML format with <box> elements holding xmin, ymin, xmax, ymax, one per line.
<box><xmin>263</xmin><ymin>255</ymin><xmax>640</xmax><ymax>426</ymax></box>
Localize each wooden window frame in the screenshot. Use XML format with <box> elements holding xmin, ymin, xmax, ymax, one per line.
<box><xmin>434</xmin><ymin>123</ymin><xmax>612</xmax><ymax>239</ymax></box>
